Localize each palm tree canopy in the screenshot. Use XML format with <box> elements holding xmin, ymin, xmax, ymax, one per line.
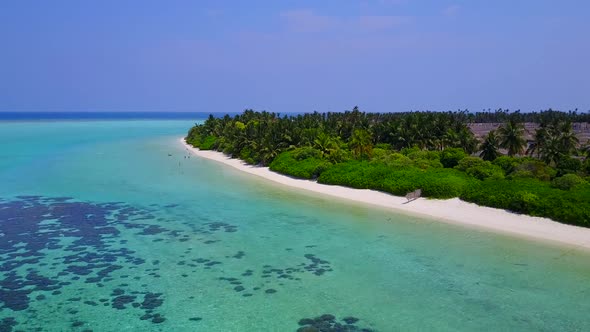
<box><xmin>479</xmin><ymin>130</ymin><xmax>501</xmax><ymax>161</ymax></box>
<box><xmin>349</xmin><ymin>129</ymin><xmax>374</xmax><ymax>159</ymax></box>
<box><xmin>498</xmin><ymin>119</ymin><xmax>526</xmax><ymax>157</ymax></box>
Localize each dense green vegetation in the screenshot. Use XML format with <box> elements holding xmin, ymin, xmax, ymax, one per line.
<box><xmin>269</xmin><ymin>148</ymin><xmax>332</xmax><ymax>179</ymax></box>
<box><xmin>469</xmin><ymin>109</ymin><xmax>590</xmax><ymax>123</ymax></box>
<box><xmin>461</xmin><ymin>179</ymin><xmax>590</xmax><ymax>224</ymax></box>
<box><xmin>186</xmin><ymin>108</ymin><xmax>590</xmax><ymax>227</ymax></box>
<box><xmin>318</xmin><ymin>160</ymin><xmax>476</xmax><ymax>199</ymax></box>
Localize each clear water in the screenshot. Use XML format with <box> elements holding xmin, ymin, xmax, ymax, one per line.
<box><xmin>1</xmin><ymin>119</ymin><xmax>589</xmax><ymax>332</ymax></box>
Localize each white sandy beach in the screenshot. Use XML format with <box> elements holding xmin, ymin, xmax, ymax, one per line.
<box><xmin>181</xmin><ymin>138</ymin><xmax>590</xmax><ymax>251</ymax></box>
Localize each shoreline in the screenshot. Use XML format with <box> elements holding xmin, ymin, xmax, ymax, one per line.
<box><xmin>180</xmin><ymin>138</ymin><xmax>590</xmax><ymax>251</ymax></box>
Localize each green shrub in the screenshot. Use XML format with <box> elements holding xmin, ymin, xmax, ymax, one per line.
<box><xmin>400</xmin><ymin>146</ymin><xmax>421</xmax><ymax>156</ymax></box>
<box><xmin>509</xmin><ymin>170</ymin><xmax>535</xmax><ymax>179</ymax></box>
<box><xmin>413</xmin><ymin>158</ymin><xmax>444</xmax><ymax>169</ymax></box>
<box><xmin>373</xmin><ymin>152</ymin><xmax>414</xmax><ymax>168</ymax></box>
<box><xmin>510</xmin><ymin>160</ymin><xmax>556</xmax><ymax>181</ymax></box>
<box><xmin>374</xmin><ymin>143</ymin><xmax>392</xmax><ymax>150</ymax></box>
<box><xmin>466</xmin><ymin>165</ymin><xmax>504</xmax><ymax>181</ymax></box>
<box><xmin>185</xmin><ymin>126</ymin><xmax>201</xmax><ymax>144</ymax></box>
<box><xmin>407</xmin><ymin>150</ymin><xmax>443</xmax><ymax>169</ymax></box>
<box><xmin>239</xmin><ymin>147</ymin><xmax>256</xmax><ymax>165</ymax></box>
<box><xmin>556</xmin><ymin>156</ymin><xmax>582</xmax><ymax>176</ymax></box>
<box><xmin>186</xmin><ymin>136</ymin><xmax>201</xmax><ymax>147</ymax></box>
<box><xmin>440</xmin><ymin>148</ymin><xmax>467</xmax><ymax>168</ymax></box>
<box><xmin>455</xmin><ymin>157</ymin><xmax>504</xmax><ymax>180</ymax></box>
<box><xmin>552</xmin><ymin>174</ymin><xmax>587</xmax><ymax>190</ymax></box>
<box><xmin>429</xmin><ymin>159</ymin><xmax>444</xmax><ymax>168</ymax></box>
<box><xmin>493</xmin><ymin>156</ymin><xmax>520</xmax><ymax>173</ymax></box>
<box><xmin>415</xmin><ymin>169</ymin><xmax>475</xmax><ymax>198</ymax></box>
<box><xmin>317</xmin><ymin>161</ymin><xmax>376</xmax><ymax>189</ymax></box>
<box><xmin>407</xmin><ymin>150</ymin><xmax>441</xmax><ymax>161</ymax></box>
<box><xmin>269</xmin><ymin>149</ymin><xmax>332</xmax><ymax>179</ymax></box>
<box><xmin>455</xmin><ymin>157</ymin><xmax>487</xmax><ymax>171</ymax></box>
<box><xmin>318</xmin><ymin>161</ymin><xmax>476</xmax><ymax>199</ymax></box>
<box><xmin>185</xmin><ymin>132</ymin><xmax>219</xmax><ymax>150</ymax></box>
<box><xmin>511</xmin><ymin>191</ymin><xmax>542</xmax><ymax>214</ymax></box>
<box><xmin>461</xmin><ymin>178</ymin><xmax>590</xmax><ymax>226</ymax></box>
<box><xmin>199</xmin><ymin>135</ymin><xmax>218</xmax><ymax>150</ymax></box>
<box><xmin>292</xmin><ymin>147</ymin><xmax>322</xmax><ymax>161</ymax></box>
<box><xmin>371</xmin><ymin>148</ymin><xmax>391</xmax><ymax>160</ymax></box>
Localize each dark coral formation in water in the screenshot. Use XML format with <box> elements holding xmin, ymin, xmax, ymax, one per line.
<box><xmin>204</xmin><ymin>221</ymin><xmax>238</xmax><ymax>233</ymax></box>
<box><xmin>0</xmin><ymin>196</ymin><xmax>174</xmax><ymax>328</ymax></box>
<box><xmin>0</xmin><ymin>317</ymin><xmax>18</xmax><ymax>332</ymax></box>
<box><xmin>296</xmin><ymin>314</ymin><xmax>374</xmax><ymax>332</ymax></box>
<box><xmin>0</xmin><ymin>195</ymin><xmax>349</xmax><ymax>330</ymax></box>
<box><xmin>0</xmin><ymin>196</ymin><xmax>164</xmax><ymax>312</ymax></box>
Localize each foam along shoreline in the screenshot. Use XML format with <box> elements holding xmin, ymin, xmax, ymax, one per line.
<box><xmin>180</xmin><ymin>138</ymin><xmax>590</xmax><ymax>251</ymax></box>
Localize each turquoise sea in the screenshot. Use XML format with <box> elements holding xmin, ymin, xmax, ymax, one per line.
<box><xmin>1</xmin><ymin>118</ymin><xmax>589</xmax><ymax>331</ymax></box>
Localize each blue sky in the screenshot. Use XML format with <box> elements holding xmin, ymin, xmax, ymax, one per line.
<box><xmin>1</xmin><ymin>0</ymin><xmax>588</xmax><ymax>113</ymax></box>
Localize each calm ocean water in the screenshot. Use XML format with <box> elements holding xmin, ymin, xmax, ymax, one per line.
<box><xmin>0</xmin><ymin>115</ymin><xmax>589</xmax><ymax>331</ymax></box>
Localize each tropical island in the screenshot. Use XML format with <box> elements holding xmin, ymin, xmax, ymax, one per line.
<box><xmin>186</xmin><ymin>108</ymin><xmax>590</xmax><ymax>229</ymax></box>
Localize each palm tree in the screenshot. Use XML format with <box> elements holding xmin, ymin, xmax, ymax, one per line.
<box><xmin>538</xmin><ymin>135</ymin><xmax>563</xmax><ymax>166</ymax></box>
<box><xmin>313</xmin><ymin>132</ymin><xmax>342</xmax><ymax>162</ymax></box>
<box><xmin>349</xmin><ymin>129</ymin><xmax>373</xmax><ymax>159</ymax></box>
<box><xmin>479</xmin><ymin>130</ymin><xmax>500</xmax><ymax>161</ymax></box>
<box><xmin>527</xmin><ymin>126</ymin><xmax>547</xmax><ymax>158</ymax></box>
<box><xmin>530</xmin><ymin>120</ymin><xmax>579</xmax><ymax>165</ymax></box>
<box><xmin>457</xmin><ymin>127</ymin><xmax>479</xmax><ymax>154</ymax></box>
<box><xmin>301</xmin><ymin>128</ymin><xmax>320</xmax><ymax>146</ymax></box>
<box><xmin>389</xmin><ymin>121</ymin><xmax>411</xmax><ymax>150</ymax></box>
<box><xmin>498</xmin><ymin>119</ymin><xmax>526</xmax><ymax>157</ymax></box>
<box><xmin>442</xmin><ymin>129</ymin><xmax>459</xmax><ymax>150</ymax></box>
<box><xmin>557</xmin><ymin>121</ymin><xmax>579</xmax><ymax>155</ymax></box>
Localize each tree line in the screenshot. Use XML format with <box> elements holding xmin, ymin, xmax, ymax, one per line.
<box><xmin>469</xmin><ymin>109</ymin><xmax>590</xmax><ymax>123</ymax></box>
<box><xmin>186</xmin><ymin>108</ymin><xmax>590</xmax><ymax>226</ymax></box>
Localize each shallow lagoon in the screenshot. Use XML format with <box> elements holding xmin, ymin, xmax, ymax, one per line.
<box><xmin>1</xmin><ymin>120</ymin><xmax>589</xmax><ymax>331</ymax></box>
